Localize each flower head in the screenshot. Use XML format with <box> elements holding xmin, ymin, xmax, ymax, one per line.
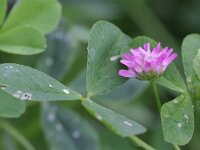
<box><xmin>119</xmin><ymin>43</ymin><xmax>177</xmax><ymax>80</ymax></box>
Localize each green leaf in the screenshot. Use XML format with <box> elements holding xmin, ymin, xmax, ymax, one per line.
<box><xmin>182</xmin><ymin>34</ymin><xmax>200</xmax><ymax>89</ymax></box>
<box><xmin>127</xmin><ymin>36</ymin><xmax>186</xmax><ymax>93</ymax></box>
<box><xmin>0</xmin><ymin>0</ymin><xmax>6</xmax><ymax>25</ymax></box>
<box><xmin>161</xmin><ymin>94</ymin><xmax>194</xmax><ymax>145</ymax></box>
<box><xmin>0</xmin><ymin>63</ymin><xmax>81</xmax><ymax>101</ymax></box>
<box><xmin>41</xmin><ymin>103</ymin><xmax>100</xmax><ymax>150</ymax></box>
<box><xmin>82</xmin><ymin>99</ymin><xmax>146</xmax><ymax>137</ymax></box>
<box><xmin>0</xmin><ymin>27</ymin><xmax>46</xmax><ymax>55</ymax></box>
<box><xmin>193</xmin><ymin>49</ymin><xmax>200</xmax><ymax>80</ymax></box>
<box><xmin>126</xmin><ymin>36</ymin><xmax>158</xmax><ymax>52</ymax></box>
<box><xmin>192</xmin><ymin>49</ymin><xmax>200</xmax><ymax>101</ymax></box>
<box><xmin>156</xmin><ymin>63</ymin><xmax>187</xmax><ymax>93</ymax></box>
<box><xmin>2</xmin><ymin>0</ymin><xmax>61</xmax><ymax>34</ymax></box>
<box><xmin>86</xmin><ymin>21</ymin><xmax>131</xmax><ymax>96</ymax></box>
<box><xmin>0</xmin><ymin>89</ymin><xmax>25</xmax><ymax>118</ymax></box>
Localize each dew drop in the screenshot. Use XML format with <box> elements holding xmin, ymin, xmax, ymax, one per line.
<box><xmin>9</xmin><ymin>66</ymin><xmax>13</xmax><ymax>69</ymax></box>
<box><xmin>13</xmin><ymin>90</ymin><xmax>22</xmax><ymax>98</ymax></box>
<box><xmin>184</xmin><ymin>114</ymin><xmax>189</xmax><ymax>119</ymax></box>
<box><xmin>72</xmin><ymin>131</ymin><xmax>80</xmax><ymax>139</ymax></box>
<box><xmin>110</xmin><ymin>55</ymin><xmax>121</xmax><ymax>61</ymax></box>
<box><xmin>47</xmin><ymin>112</ymin><xmax>55</xmax><ymax>122</ymax></box>
<box><xmin>96</xmin><ymin>114</ymin><xmax>102</xmax><ymax>120</ymax></box>
<box><xmin>63</xmin><ymin>89</ymin><xmax>69</xmax><ymax>94</ymax></box>
<box><xmin>123</xmin><ymin>121</ymin><xmax>132</xmax><ymax>127</ymax></box>
<box><xmin>177</xmin><ymin>122</ymin><xmax>182</xmax><ymax>128</ymax></box>
<box><xmin>49</xmin><ymin>84</ymin><xmax>52</xmax><ymax>87</ymax></box>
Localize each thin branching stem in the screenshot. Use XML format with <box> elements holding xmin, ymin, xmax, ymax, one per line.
<box><xmin>150</xmin><ymin>80</ymin><xmax>181</xmax><ymax>150</ymax></box>
<box><xmin>0</xmin><ymin>119</ymin><xmax>36</xmax><ymax>150</ymax></box>
<box><xmin>129</xmin><ymin>136</ymin><xmax>156</xmax><ymax>150</ymax></box>
<box><xmin>150</xmin><ymin>80</ymin><xmax>161</xmax><ymax>113</ymax></box>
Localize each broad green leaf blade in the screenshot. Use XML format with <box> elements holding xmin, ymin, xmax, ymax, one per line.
<box><xmin>127</xmin><ymin>36</ymin><xmax>186</xmax><ymax>93</ymax></box>
<box><xmin>0</xmin><ymin>89</ymin><xmax>25</xmax><ymax>118</ymax></box>
<box><xmin>86</xmin><ymin>21</ymin><xmax>131</xmax><ymax>96</ymax></box>
<box><xmin>70</xmin><ymin>70</ymin><xmax>148</xmax><ymax>102</ymax></box>
<box><xmin>0</xmin><ymin>27</ymin><xmax>45</xmax><ymax>55</ymax></box>
<box><xmin>193</xmin><ymin>49</ymin><xmax>200</xmax><ymax>80</ymax></box>
<box><xmin>82</xmin><ymin>99</ymin><xmax>146</xmax><ymax>137</ymax></box>
<box><xmin>41</xmin><ymin>103</ymin><xmax>100</xmax><ymax>150</ymax></box>
<box><xmin>0</xmin><ymin>63</ymin><xmax>81</xmax><ymax>101</ymax></box>
<box><xmin>156</xmin><ymin>63</ymin><xmax>187</xmax><ymax>93</ymax></box>
<box><xmin>161</xmin><ymin>94</ymin><xmax>194</xmax><ymax>145</ymax></box>
<box><xmin>192</xmin><ymin>49</ymin><xmax>200</xmax><ymax>106</ymax></box>
<box><xmin>2</xmin><ymin>0</ymin><xmax>61</xmax><ymax>34</ymax></box>
<box><xmin>0</xmin><ymin>0</ymin><xmax>6</xmax><ymax>25</ymax></box>
<box><xmin>126</xmin><ymin>36</ymin><xmax>158</xmax><ymax>52</ymax></box>
<box><xmin>182</xmin><ymin>34</ymin><xmax>200</xmax><ymax>90</ymax></box>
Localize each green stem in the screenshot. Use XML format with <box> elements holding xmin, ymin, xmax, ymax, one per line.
<box><xmin>150</xmin><ymin>80</ymin><xmax>181</xmax><ymax>150</ymax></box>
<box><xmin>150</xmin><ymin>80</ymin><xmax>161</xmax><ymax>112</ymax></box>
<box><xmin>0</xmin><ymin>119</ymin><xmax>36</xmax><ymax>150</ymax></box>
<box><xmin>129</xmin><ymin>136</ymin><xmax>155</xmax><ymax>150</ymax></box>
<box><xmin>173</xmin><ymin>144</ymin><xmax>181</xmax><ymax>150</ymax></box>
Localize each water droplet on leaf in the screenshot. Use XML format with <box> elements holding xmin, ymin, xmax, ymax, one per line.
<box><xmin>72</xmin><ymin>131</ymin><xmax>80</xmax><ymax>139</ymax></box>
<box><xmin>177</xmin><ymin>122</ymin><xmax>182</xmax><ymax>128</ymax></box>
<box><xmin>63</xmin><ymin>89</ymin><xmax>69</xmax><ymax>94</ymax></box>
<box><xmin>123</xmin><ymin>121</ymin><xmax>132</xmax><ymax>127</ymax></box>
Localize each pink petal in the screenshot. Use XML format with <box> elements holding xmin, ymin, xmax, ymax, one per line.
<box><xmin>119</xmin><ymin>69</ymin><xmax>136</xmax><ymax>78</ymax></box>
<box><xmin>120</xmin><ymin>60</ymin><xmax>134</xmax><ymax>67</ymax></box>
<box><xmin>152</xmin><ymin>61</ymin><xmax>162</xmax><ymax>74</ymax></box>
<box><xmin>123</xmin><ymin>53</ymin><xmax>134</xmax><ymax>60</ymax></box>
<box><xmin>130</xmin><ymin>48</ymin><xmax>142</xmax><ymax>58</ymax></box>
<box><xmin>152</xmin><ymin>43</ymin><xmax>161</xmax><ymax>55</ymax></box>
<box><xmin>164</xmin><ymin>53</ymin><xmax>177</xmax><ymax>66</ymax></box>
<box><xmin>133</xmin><ymin>65</ymin><xmax>143</xmax><ymax>74</ymax></box>
<box><xmin>134</xmin><ymin>57</ymin><xmax>143</xmax><ymax>65</ymax></box>
<box><xmin>143</xmin><ymin>43</ymin><xmax>151</xmax><ymax>53</ymax></box>
<box><xmin>138</xmin><ymin>47</ymin><xmax>147</xmax><ymax>54</ymax></box>
<box><xmin>166</xmin><ymin>48</ymin><xmax>174</xmax><ymax>57</ymax></box>
<box><xmin>143</xmin><ymin>61</ymin><xmax>151</xmax><ymax>72</ymax></box>
<box><xmin>160</xmin><ymin>47</ymin><xmax>168</xmax><ymax>55</ymax></box>
<box><xmin>156</xmin><ymin>53</ymin><xmax>167</xmax><ymax>64</ymax></box>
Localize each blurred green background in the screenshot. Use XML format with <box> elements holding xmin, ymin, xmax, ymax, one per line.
<box><xmin>0</xmin><ymin>0</ymin><xmax>200</xmax><ymax>150</ymax></box>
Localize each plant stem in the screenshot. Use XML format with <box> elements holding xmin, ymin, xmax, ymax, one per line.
<box><xmin>0</xmin><ymin>119</ymin><xmax>36</xmax><ymax>150</ymax></box>
<box><xmin>150</xmin><ymin>80</ymin><xmax>161</xmax><ymax>112</ymax></box>
<box><xmin>150</xmin><ymin>80</ymin><xmax>181</xmax><ymax>150</ymax></box>
<box><xmin>129</xmin><ymin>136</ymin><xmax>155</xmax><ymax>150</ymax></box>
<box><xmin>173</xmin><ymin>144</ymin><xmax>181</xmax><ymax>150</ymax></box>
